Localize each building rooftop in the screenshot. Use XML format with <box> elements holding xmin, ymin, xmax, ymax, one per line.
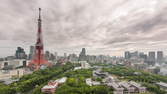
<box><xmin>42</xmin><ymin>83</ymin><xmax>58</xmax><ymax>89</ymax></box>
<box><xmin>107</xmin><ymin>82</ymin><xmax>124</xmax><ymax>91</ymax></box>
<box><xmin>42</xmin><ymin>77</ymin><xmax>67</xmax><ymax>90</ymax></box>
<box><xmin>55</xmin><ymin>77</ymin><xmax>67</xmax><ymax>84</ymax></box>
<box><xmin>119</xmin><ymin>81</ymin><xmax>131</xmax><ymax>88</ymax></box>
<box><xmin>156</xmin><ymin>82</ymin><xmax>167</xmax><ymax>87</ymax></box>
<box><xmin>129</xmin><ymin>81</ymin><xmax>141</xmax><ymax>88</ymax></box>
<box><xmin>86</xmin><ymin>78</ymin><xmax>101</xmax><ymax>86</ymax></box>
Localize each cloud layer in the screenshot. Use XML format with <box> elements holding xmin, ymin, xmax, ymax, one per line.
<box><xmin>0</xmin><ymin>0</ymin><xmax>167</xmax><ymax>57</ymax></box>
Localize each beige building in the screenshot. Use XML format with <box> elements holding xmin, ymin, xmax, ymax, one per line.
<box><xmin>0</xmin><ymin>68</ymin><xmax>27</xmax><ymax>80</ymax></box>
<box><xmin>0</xmin><ymin>59</ymin><xmax>27</xmax><ymax>69</ymax></box>
<box><xmin>108</xmin><ymin>81</ymin><xmax>146</xmax><ymax>94</ymax></box>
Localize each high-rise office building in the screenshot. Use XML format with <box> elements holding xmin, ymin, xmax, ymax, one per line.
<box><xmin>125</xmin><ymin>51</ymin><xmax>131</xmax><ymax>59</ymax></box>
<box><xmin>29</xmin><ymin>46</ymin><xmax>35</xmax><ymax>60</ymax></box>
<box><xmin>55</xmin><ymin>52</ymin><xmax>58</xmax><ymax>60</ymax></box>
<box><xmin>79</xmin><ymin>48</ymin><xmax>87</xmax><ymax>61</ymax></box>
<box><xmin>64</xmin><ymin>53</ymin><xmax>67</xmax><ymax>58</ymax></box>
<box><xmin>15</xmin><ymin>47</ymin><xmax>27</xmax><ymax>59</ymax></box>
<box><xmin>68</xmin><ymin>54</ymin><xmax>78</xmax><ymax>62</ymax></box>
<box><xmin>50</xmin><ymin>53</ymin><xmax>55</xmax><ymax>61</ymax></box>
<box><xmin>148</xmin><ymin>51</ymin><xmax>155</xmax><ymax>65</ymax></box>
<box><xmin>130</xmin><ymin>51</ymin><xmax>139</xmax><ymax>58</ymax></box>
<box><xmin>45</xmin><ymin>51</ymin><xmax>50</xmax><ymax>60</ymax></box>
<box><xmin>157</xmin><ymin>51</ymin><xmax>163</xmax><ymax>63</ymax></box>
<box><xmin>87</xmin><ymin>55</ymin><xmax>96</xmax><ymax>63</ymax></box>
<box><xmin>139</xmin><ymin>52</ymin><xmax>147</xmax><ymax>60</ymax></box>
<box><xmin>148</xmin><ymin>52</ymin><xmax>155</xmax><ymax>61</ymax></box>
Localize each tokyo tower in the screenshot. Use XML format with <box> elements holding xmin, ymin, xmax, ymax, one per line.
<box><xmin>28</xmin><ymin>8</ymin><xmax>51</xmax><ymax>70</ymax></box>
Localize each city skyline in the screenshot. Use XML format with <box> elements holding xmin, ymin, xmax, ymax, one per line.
<box><xmin>3</xmin><ymin>46</ymin><xmax>167</xmax><ymax>59</ymax></box>
<box><xmin>0</xmin><ymin>0</ymin><xmax>167</xmax><ymax>57</ymax></box>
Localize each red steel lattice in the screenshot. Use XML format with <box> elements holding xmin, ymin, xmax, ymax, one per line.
<box><xmin>28</xmin><ymin>8</ymin><xmax>51</xmax><ymax>70</ymax></box>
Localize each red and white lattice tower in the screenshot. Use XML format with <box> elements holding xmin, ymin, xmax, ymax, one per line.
<box><xmin>28</xmin><ymin>8</ymin><xmax>51</xmax><ymax>70</ymax></box>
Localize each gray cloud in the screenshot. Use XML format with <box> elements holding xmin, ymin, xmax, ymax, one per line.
<box><xmin>0</xmin><ymin>0</ymin><xmax>167</xmax><ymax>56</ymax></box>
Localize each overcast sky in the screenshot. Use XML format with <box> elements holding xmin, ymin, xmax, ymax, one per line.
<box><xmin>0</xmin><ymin>0</ymin><xmax>167</xmax><ymax>57</ymax></box>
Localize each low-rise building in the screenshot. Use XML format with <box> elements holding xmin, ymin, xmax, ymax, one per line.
<box><xmin>107</xmin><ymin>82</ymin><xmax>124</xmax><ymax>94</ymax></box>
<box><xmin>107</xmin><ymin>81</ymin><xmax>146</xmax><ymax>94</ymax></box>
<box><xmin>41</xmin><ymin>77</ymin><xmax>67</xmax><ymax>93</ymax></box>
<box><xmin>0</xmin><ymin>68</ymin><xmax>27</xmax><ymax>80</ymax></box>
<box><xmin>86</xmin><ymin>78</ymin><xmax>101</xmax><ymax>86</ymax></box>
<box><xmin>0</xmin><ymin>59</ymin><xmax>27</xmax><ymax>70</ymax></box>
<box><xmin>55</xmin><ymin>77</ymin><xmax>67</xmax><ymax>84</ymax></box>
<box><xmin>41</xmin><ymin>81</ymin><xmax>58</xmax><ymax>94</ymax></box>
<box><xmin>119</xmin><ymin>81</ymin><xmax>135</xmax><ymax>93</ymax></box>
<box><xmin>156</xmin><ymin>82</ymin><xmax>167</xmax><ymax>91</ymax></box>
<box><xmin>74</xmin><ymin>67</ymin><xmax>82</xmax><ymax>70</ymax></box>
<box><xmin>80</xmin><ymin>61</ymin><xmax>90</xmax><ymax>69</ymax></box>
<box><xmin>103</xmin><ymin>75</ymin><xmax>115</xmax><ymax>83</ymax></box>
<box><xmin>129</xmin><ymin>81</ymin><xmax>146</xmax><ymax>93</ymax></box>
<box><xmin>74</xmin><ymin>61</ymin><xmax>90</xmax><ymax>70</ymax></box>
<box><xmin>93</xmin><ymin>69</ymin><xmax>108</xmax><ymax>78</ymax></box>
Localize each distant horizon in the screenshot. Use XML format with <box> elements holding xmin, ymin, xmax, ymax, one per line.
<box><xmin>1</xmin><ymin>45</ymin><xmax>167</xmax><ymax>58</ymax></box>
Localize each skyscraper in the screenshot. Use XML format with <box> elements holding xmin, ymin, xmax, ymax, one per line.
<box><xmin>29</xmin><ymin>46</ymin><xmax>35</xmax><ymax>60</ymax></box>
<box><xmin>68</xmin><ymin>53</ymin><xmax>78</xmax><ymax>62</ymax></box>
<box><xmin>125</xmin><ymin>51</ymin><xmax>131</xmax><ymax>59</ymax></box>
<box><xmin>157</xmin><ymin>51</ymin><xmax>163</xmax><ymax>63</ymax></box>
<box><xmin>15</xmin><ymin>47</ymin><xmax>27</xmax><ymax>59</ymax></box>
<box><xmin>130</xmin><ymin>51</ymin><xmax>139</xmax><ymax>58</ymax></box>
<box><xmin>64</xmin><ymin>53</ymin><xmax>67</xmax><ymax>58</ymax></box>
<box><xmin>79</xmin><ymin>48</ymin><xmax>87</xmax><ymax>61</ymax></box>
<box><xmin>148</xmin><ymin>51</ymin><xmax>155</xmax><ymax>65</ymax></box>
<box><xmin>139</xmin><ymin>52</ymin><xmax>147</xmax><ymax>60</ymax></box>
<box><xmin>55</xmin><ymin>52</ymin><xmax>58</xmax><ymax>60</ymax></box>
<box><xmin>50</xmin><ymin>53</ymin><xmax>55</xmax><ymax>61</ymax></box>
<box><xmin>148</xmin><ymin>52</ymin><xmax>155</xmax><ymax>61</ymax></box>
<box><xmin>45</xmin><ymin>51</ymin><xmax>50</xmax><ymax>60</ymax></box>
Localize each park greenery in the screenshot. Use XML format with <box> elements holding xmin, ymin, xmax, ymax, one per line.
<box><xmin>56</xmin><ymin>69</ymin><xmax>113</xmax><ymax>94</ymax></box>
<box><xmin>103</xmin><ymin>65</ymin><xmax>167</xmax><ymax>94</ymax></box>
<box><xmin>32</xmin><ymin>68</ymin><xmax>113</xmax><ymax>94</ymax></box>
<box><xmin>0</xmin><ymin>63</ymin><xmax>167</xmax><ymax>94</ymax></box>
<box><xmin>56</xmin><ymin>78</ymin><xmax>113</xmax><ymax>94</ymax></box>
<box><xmin>0</xmin><ymin>62</ymin><xmax>75</xmax><ymax>94</ymax></box>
